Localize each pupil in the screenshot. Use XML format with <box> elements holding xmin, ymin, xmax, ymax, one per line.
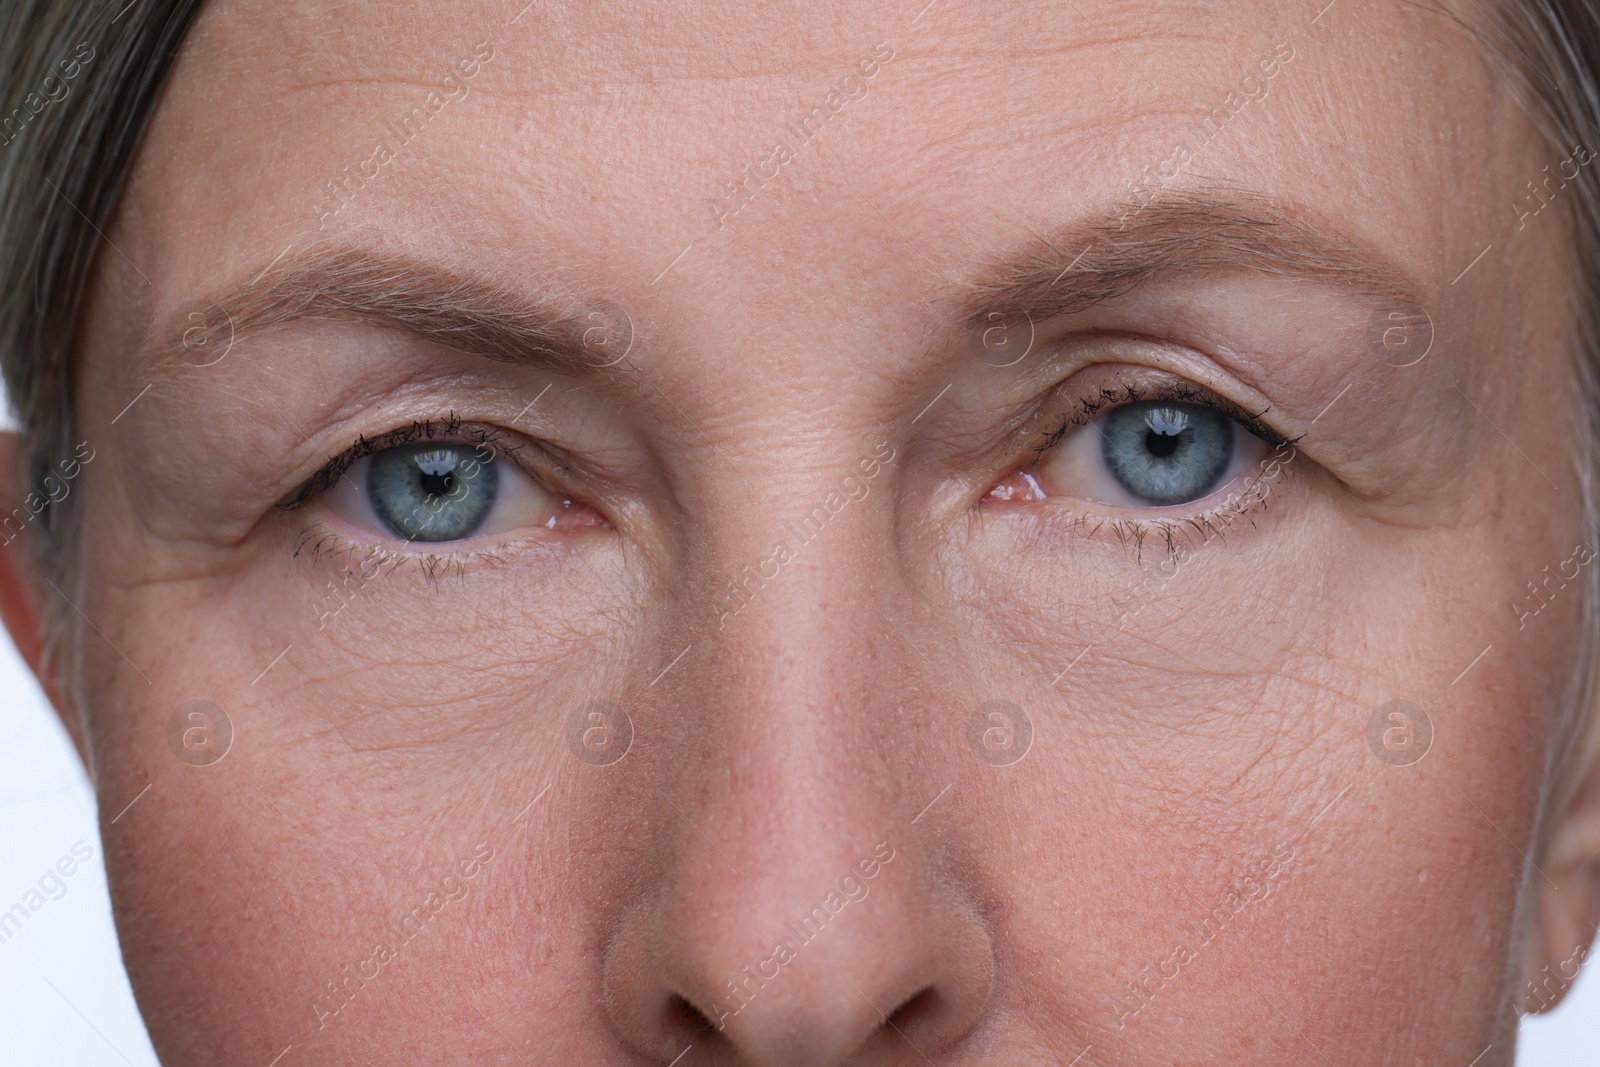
<box><xmin>1145</xmin><ymin>429</ymin><xmax>1181</xmax><ymax>458</ymax></box>
<box><xmin>418</xmin><ymin>469</ymin><xmax>455</xmax><ymax>498</ymax></box>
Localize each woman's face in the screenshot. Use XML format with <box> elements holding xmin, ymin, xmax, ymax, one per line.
<box><xmin>11</xmin><ymin>0</ymin><xmax>1600</xmax><ymax>1063</ymax></box>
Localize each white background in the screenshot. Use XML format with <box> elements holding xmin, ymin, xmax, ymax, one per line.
<box><xmin>1</xmin><ymin>639</ymin><xmax>1596</xmax><ymax>1062</ymax></box>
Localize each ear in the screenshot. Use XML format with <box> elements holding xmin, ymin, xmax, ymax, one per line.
<box><xmin>0</xmin><ymin>430</ymin><xmax>86</xmax><ymax>767</ymax></box>
<box><xmin>1523</xmin><ymin>724</ymin><xmax>1600</xmax><ymax>1014</ymax></box>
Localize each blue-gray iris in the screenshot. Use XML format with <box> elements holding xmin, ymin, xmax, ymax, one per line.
<box><xmin>1100</xmin><ymin>401</ymin><xmax>1233</xmax><ymax>505</ymax></box>
<box><xmin>368</xmin><ymin>442</ymin><xmax>498</xmax><ymax>542</ymax></box>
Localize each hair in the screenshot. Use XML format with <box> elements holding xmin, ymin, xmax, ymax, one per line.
<box><xmin>1478</xmin><ymin>0</ymin><xmax>1600</xmax><ymax>823</ymax></box>
<box><xmin>0</xmin><ymin>0</ymin><xmax>205</xmax><ymax>677</ymax></box>
<box><xmin>0</xmin><ymin>1</ymin><xmax>1598</xmax><ymax>795</ymax></box>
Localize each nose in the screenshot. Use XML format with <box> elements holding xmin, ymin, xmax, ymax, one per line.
<box><xmin>601</xmin><ymin>537</ymin><xmax>995</xmax><ymax>1065</ymax></box>
<box><xmin>605</xmin><ymin>851</ymin><xmax>995</xmax><ymax>1066</ymax></box>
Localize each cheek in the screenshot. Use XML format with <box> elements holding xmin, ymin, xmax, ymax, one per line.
<box><xmin>80</xmin><ymin>513</ymin><xmax>651</xmax><ymax>1059</ymax></box>
<box><xmin>950</xmin><ymin>450</ymin><xmax>1569</xmax><ymax>1054</ymax></box>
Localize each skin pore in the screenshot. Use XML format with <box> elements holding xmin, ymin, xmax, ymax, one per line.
<box><xmin>2</xmin><ymin>0</ymin><xmax>1600</xmax><ymax>1063</ymax></box>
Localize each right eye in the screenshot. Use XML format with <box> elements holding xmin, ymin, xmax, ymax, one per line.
<box><xmin>317</xmin><ymin>436</ymin><xmax>603</xmax><ymax>545</ymax></box>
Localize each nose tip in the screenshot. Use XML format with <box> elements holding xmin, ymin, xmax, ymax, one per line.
<box><xmin>603</xmin><ymin>848</ymin><xmax>995</xmax><ymax>1066</ymax></box>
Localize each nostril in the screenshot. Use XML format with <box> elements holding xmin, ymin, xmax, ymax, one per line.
<box><xmin>666</xmin><ymin>992</ymin><xmax>720</xmax><ymax>1037</ymax></box>
<box><xmin>886</xmin><ymin>986</ymin><xmax>939</xmax><ymax>1033</ymax></box>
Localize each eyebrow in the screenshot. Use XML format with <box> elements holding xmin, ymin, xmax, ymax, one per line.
<box><xmin>161</xmin><ymin>193</ymin><xmax>1416</xmax><ymax>376</ymax></box>
<box><xmin>958</xmin><ymin>189</ymin><xmax>1424</xmax><ymax>330</ymax></box>
<box><xmin>158</xmin><ymin>246</ymin><xmax>611</xmax><ymax>375</ymax></box>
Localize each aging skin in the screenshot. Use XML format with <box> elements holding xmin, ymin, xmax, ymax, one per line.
<box><xmin>1</xmin><ymin>0</ymin><xmax>1598</xmax><ymax>1063</ymax></box>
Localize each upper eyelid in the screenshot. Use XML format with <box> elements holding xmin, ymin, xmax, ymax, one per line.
<box><xmin>276</xmin><ymin>416</ymin><xmax>527</xmax><ymax>512</ymax></box>
<box><xmin>1028</xmin><ymin>380</ymin><xmax>1298</xmax><ymax>465</ymax></box>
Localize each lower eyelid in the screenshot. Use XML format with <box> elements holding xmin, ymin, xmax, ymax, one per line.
<box><xmin>1014</xmin><ymin>460</ymin><xmax>1294</xmax><ymax>559</ymax></box>
<box><xmin>983</xmin><ymin>424</ymin><xmax>1298</xmax><ymax>554</ymax></box>
<box><xmin>288</xmin><ymin>522</ymin><xmax>573</xmax><ymax>592</ymax></box>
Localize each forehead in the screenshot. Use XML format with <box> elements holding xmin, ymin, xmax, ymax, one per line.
<box><xmin>115</xmin><ymin>0</ymin><xmax>1533</xmax><ymax>353</ymax></box>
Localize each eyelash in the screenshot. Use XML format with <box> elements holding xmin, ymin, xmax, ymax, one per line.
<box><xmin>1030</xmin><ymin>380</ymin><xmax>1292</xmax><ymax>463</ymax></box>
<box><xmin>278</xmin><ymin>414</ymin><xmax>573</xmax><ymax>573</ymax></box>
<box><xmin>1014</xmin><ymin>381</ymin><xmax>1304</xmax><ymax>562</ymax></box>
<box><xmin>277</xmin><ymin>385</ymin><xmax>1296</xmax><ymax>568</ymax></box>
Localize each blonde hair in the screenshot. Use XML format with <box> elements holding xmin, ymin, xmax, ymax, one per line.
<box><xmin>1482</xmin><ymin>0</ymin><xmax>1600</xmax><ymax>827</ymax></box>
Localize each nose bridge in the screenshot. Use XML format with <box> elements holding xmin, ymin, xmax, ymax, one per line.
<box><xmin>598</xmin><ymin>456</ymin><xmax>994</xmax><ymax>1063</ymax></box>
<box><xmin>691</xmin><ymin>463</ymin><xmax>913</xmax><ymax>870</ymax></box>
<box><xmin>705</xmin><ymin>440</ymin><xmax>899</xmax><ymax>634</ymax></box>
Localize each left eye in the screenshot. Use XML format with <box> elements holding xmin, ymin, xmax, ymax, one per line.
<box><xmin>320</xmin><ymin>439</ymin><xmax>597</xmax><ymax>544</ymax></box>
<box><xmin>990</xmin><ymin>398</ymin><xmax>1271</xmax><ymax>509</ymax></box>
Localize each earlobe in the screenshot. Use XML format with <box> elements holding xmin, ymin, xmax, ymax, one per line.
<box><xmin>1524</xmin><ymin>726</ymin><xmax>1600</xmax><ymax>1014</ymax></box>
<box><xmin>0</xmin><ymin>431</ymin><xmax>84</xmax><ymax>765</ymax></box>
